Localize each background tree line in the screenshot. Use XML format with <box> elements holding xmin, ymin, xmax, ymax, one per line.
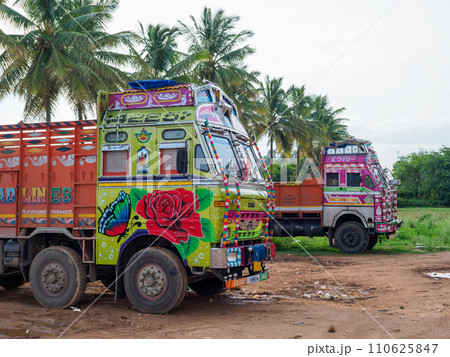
<box><xmin>393</xmin><ymin>147</ymin><xmax>450</xmax><ymax>207</ymax></box>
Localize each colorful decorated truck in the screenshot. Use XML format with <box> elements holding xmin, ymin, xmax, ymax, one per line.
<box><xmin>273</xmin><ymin>139</ymin><xmax>402</xmax><ymax>253</ymax></box>
<box><xmin>0</xmin><ymin>80</ymin><xmax>275</xmax><ymax>313</ymax></box>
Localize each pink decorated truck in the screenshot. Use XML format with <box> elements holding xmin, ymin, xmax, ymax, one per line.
<box><xmin>273</xmin><ymin>139</ymin><xmax>402</xmax><ymax>253</ymax></box>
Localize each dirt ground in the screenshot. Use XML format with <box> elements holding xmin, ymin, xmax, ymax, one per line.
<box><xmin>0</xmin><ymin>252</ymin><xmax>449</xmax><ymax>339</ymax></box>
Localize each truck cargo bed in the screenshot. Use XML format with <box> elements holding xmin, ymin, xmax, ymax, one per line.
<box><xmin>274</xmin><ymin>178</ymin><xmax>323</xmax><ymax>219</ymax></box>
<box><xmin>0</xmin><ymin>121</ymin><xmax>97</xmax><ymax>237</ymax></box>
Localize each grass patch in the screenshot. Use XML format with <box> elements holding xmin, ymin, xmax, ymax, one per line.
<box><xmin>274</xmin><ymin>207</ymin><xmax>450</xmax><ymax>256</ymax></box>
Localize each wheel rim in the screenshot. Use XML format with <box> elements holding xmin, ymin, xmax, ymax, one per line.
<box><xmin>342</xmin><ymin>230</ymin><xmax>361</xmax><ymax>248</ymax></box>
<box><xmin>40</xmin><ymin>263</ymin><xmax>67</xmax><ymax>296</ymax></box>
<box><xmin>136</xmin><ymin>264</ymin><xmax>168</xmax><ymax>301</ymax></box>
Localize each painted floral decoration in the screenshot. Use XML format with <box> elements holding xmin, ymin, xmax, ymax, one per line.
<box><xmin>136</xmin><ymin>188</ymin><xmax>204</xmax><ymax>244</ymax></box>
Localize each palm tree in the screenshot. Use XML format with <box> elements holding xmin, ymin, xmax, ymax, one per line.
<box><xmin>310</xmin><ymin>95</ymin><xmax>348</xmax><ymax>140</ymax></box>
<box><xmin>170</xmin><ymin>7</ymin><xmax>257</xmax><ymax>102</ymax></box>
<box><xmin>230</xmin><ymin>68</ymin><xmax>262</xmax><ymax>129</ymax></box>
<box><xmin>131</xmin><ymin>22</ymin><xmax>180</xmax><ymax>79</ymax></box>
<box><xmin>251</xmin><ymin>75</ymin><xmax>293</xmax><ymax>178</ymax></box>
<box><xmin>0</xmin><ymin>0</ymin><xmax>133</xmax><ymax>122</ymax></box>
<box><xmin>286</xmin><ymin>85</ymin><xmax>318</xmax><ymax>176</ymax></box>
<box><xmin>309</xmin><ymin>94</ymin><xmax>349</xmax><ymax>158</ymax></box>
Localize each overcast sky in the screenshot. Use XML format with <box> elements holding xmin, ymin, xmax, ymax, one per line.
<box><xmin>0</xmin><ymin>0</ymin><xmax>449</xmax><ymax>169</ymax></box>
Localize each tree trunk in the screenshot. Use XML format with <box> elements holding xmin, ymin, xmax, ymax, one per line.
<box><xmin>270</xmin><ymin>134</ymin><xmax>274</xmax><ymax>180</ymax></box>
<box><xmin>296</xmin><ymin>143</ymin><xmax>301</xmax><ymax>179</ymax></box>
<box><xmin>45</xmin><ymin>97</ymin><xmax>51</xmax><ymax>123</ymax></box>
<box><xmin>77</xmin><ymin>105</ymin><xmax>83</xmax><ymax>121</ymax></box>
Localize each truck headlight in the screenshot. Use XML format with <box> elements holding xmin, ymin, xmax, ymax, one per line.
<box><xmin>227</xmin><ymin>248</ymin><xmax>241</xmax><ymax>266</ymax></box>
<box><xmin>227</xmin><ymin>251</ymin><xmax>238</xmax><ymax>262</ymax></box>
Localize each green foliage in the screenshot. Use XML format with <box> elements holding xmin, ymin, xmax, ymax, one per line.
<box><xmin>393</xmin><ymin>147</ymin><xmax>450</xmax><ymax>207</ymax></box>
<box><xmin>0</xmin><ymin>0</ymin><xmax>133</xmax><ymax>122</ymax></box>
<box><xmin>395</xmin><ymin>208</ymin><xmax>450</xmax><ymax>245</ymax></box>
<box><xmin>170</xmin><ymin>7</ymin><xmax>258</xmax><ymax>105</ymax></box>
<box><xmin>196</xmin><ymin>188</ymin><xmax>213</xmax><ymax>212</ymax></box>
<box><xmin>0</xmin><ymin>2</ymin><xmax>350</xmax><ymax>157</ymax></box>
<box><xmin>0</xmin><ymin>2</ymin><xmax>350</xmax><ymax>151</ymax></box>
<box><xmin>250</xmin><ymin>76</ymin><xmax>292</xmax><ymax>177</ymax></box>
<box><xmin>270</xmin><ymin>162</ymin><xmax>300</xmax><ymax>182</ymax></box>
<box><xmin>132</xmin><ymin>22</ymin><xmax>180</xmax><ymax>79</ymax></box>
<box><xmin>249</xmin><ymin>78</ymin><xmax>349</xmax><ymax>179</ymax></box>
<box><xmin>273</xmin><ymin>236</ymin><xmax>338</xmax><ymax>255</ymax></box>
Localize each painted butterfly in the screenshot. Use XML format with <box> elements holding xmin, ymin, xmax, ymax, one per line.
<box><xmin>98</xmin><ymin>190</ymin><xmax>131</xmax><ymax>243</ymax></box>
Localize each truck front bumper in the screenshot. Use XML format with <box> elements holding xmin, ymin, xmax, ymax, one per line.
<box><xmin>210</xmin><ymin>242</ymin><xmax>276</xmax><ymax>269</ymax></box>
<box><xmin>225</xmin><ymin>271</ymin><xmax>269</xmax><ymax>289</ymax></box>
<box><xmin>376</xmin><ymin>219</ymin><xmax>403</xmax><ymax>238</ymax></box>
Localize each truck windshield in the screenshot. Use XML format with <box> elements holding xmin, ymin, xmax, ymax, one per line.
<box><xmin>239</xmin><ymin>144</ymin><xmax>263</xmax><ymax>182</ymax></box>
<box><xmin>211</xmin><ymin>135</ymin><xmax>242</xmax><ymax>178</ymax></box>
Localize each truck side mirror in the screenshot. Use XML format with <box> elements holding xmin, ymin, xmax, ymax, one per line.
<box><xmin>389</xmin><ymin>179</ymin><xmax>401</xmax><ymax>186</ymax></box>
<box><xmin>176</xmin><ymin>149</ymin><xmax>188</xmax><ymax>174</ymax></box>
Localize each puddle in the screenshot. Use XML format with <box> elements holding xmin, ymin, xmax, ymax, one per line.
<box><xmin>425</xmin><ymin>272</ymin><xmax>450</xmax><ymax>279</ymax></box>
<box><xmin>0</xmin><ymin>328</ymin><xmax>50</xmax><ymax>339</ymax></box>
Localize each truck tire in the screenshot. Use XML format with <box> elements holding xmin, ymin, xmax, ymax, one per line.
<box><xmin>366</xmin><ymin>235</ymin><xmax>378</xmax><ymax>250</ymax></box>
<box><xmin>189</xmin><ymin>277</ymin><xmax>225</xmax><ymax>296</ymax></box>
<box><xmin>124</xmin><ymin>247</ymin><xmax>187</xmax><ymax>314</ymax></box>
<box><xmin>0</xmin><ymin>273</ymin><xmax>25</xmax><ymax>290</ymax></box>
<box><xmin>334</xmin><ymin>222</ymin><xmax>369</xmax><ymax>254</ymax></box>
<box><xmin>30</xmin><ymin>246</ymin><xmax>87</xmax><ymax>308</ymax></box>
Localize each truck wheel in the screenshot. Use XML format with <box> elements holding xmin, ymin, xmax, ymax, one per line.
<box><xmin>189</xmin><ymin>277</ymin><xmax>225</xmax><ymax>296</ymax></box>
<box><xmin>30</xmin><ymin>246</ymin><xmax>87</xmax><ymax>308</ymax></box>
<box><xmin>124</xmin><ymin>247</ymin><xmax>187</xmax><ymax>314</ymax></box>
<box><xmin>334</xmin><ymin>222</ymin><xmax>369</xmax><ymax>254</ymax></box>
<box><xmin>0</xmin><ymin>273</ymin><xmax>25</xmax><ymax>290</ymax></box>
<box><xmin>366</xmin><ymin>235</ymin><xmax>378</xmax><ymax>250</ymax></box>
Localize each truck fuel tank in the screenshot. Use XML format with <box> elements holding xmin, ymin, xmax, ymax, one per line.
<box><xmin>3</xmin><ymin>239</ymin><xmax>20</xmax><ymax>268</ymax></box>
<box><xmin>273</xmin><ymin>218</ymin><xmax>324</xmax><ymax>238</ymax></box>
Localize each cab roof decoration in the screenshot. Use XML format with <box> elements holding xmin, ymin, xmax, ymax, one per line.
<box><xmin>128</xmin><ymin>80</ymin><xmax>178</xmax><ymax>90</ymax></box>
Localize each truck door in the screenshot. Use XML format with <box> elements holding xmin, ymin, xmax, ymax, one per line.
<box><xmin>0</xmin><ymin>171</ymin><xmax>18</xmax><ymax>236</ymax></box>
<box><xmin>156</xmin><ymin>126</ymin><xmax>192</xmax><ymax>181</ymax></box>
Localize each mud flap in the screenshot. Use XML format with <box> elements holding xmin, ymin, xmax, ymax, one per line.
<box><xmin>114</xmin><ymin>263</ymin><xmax>126</xmax><ymax>301</ymax></box>
<box><xmin>328</xmin><ymin>228</ymin><xmax>335</xmax><ymax>247</ymax></box>
<box><xmin>0</xmin><ymin>241</ymin><xmax>4</xmax><ymax>275</ymax></box>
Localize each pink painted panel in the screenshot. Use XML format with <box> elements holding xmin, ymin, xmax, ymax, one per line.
<box><xmin>196</xmin><ymin>104</ymin><xmax>222</xmax><ymax>124</ymax></box>
<box><xmin>374</xmin><ymin>196</ymin><xmax>384</xmax><ymax>222</ymax></box>
<box><xmin>108</xmin><ymin>85</ymin><xmax>193</xmax><ymax>110</ymax></box>
<box><xmin>323</xmin><ymin>155</ymin><xmax>366</xmax><ymax>164</ymax></box>
<box><xmin>340</xmin><ymin>170</ymin><xmax>346</xmax><ymax>185</ymax></box>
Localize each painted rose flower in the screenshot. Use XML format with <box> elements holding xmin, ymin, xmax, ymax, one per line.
<box><xmin>136</xmin><ymin>188</ymin><xmax>203</xmax><ymax>244</ymax></box>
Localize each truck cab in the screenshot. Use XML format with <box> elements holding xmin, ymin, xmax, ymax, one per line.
<box><xmin>0</xmin><ymin>80</ymin><xmax>275</xmax><ymax>313</ymax></box>
<box><xmin>322</xmin><ymin>139</ymin><xmax>402</xmax><ymax>252</ymax></box>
